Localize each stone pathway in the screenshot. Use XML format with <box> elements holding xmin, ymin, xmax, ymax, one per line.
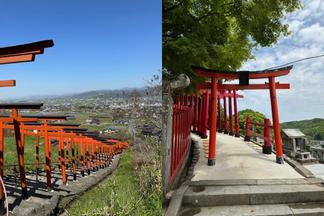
<box><xmin>192</xmin><ymin>133</ymin><xmax>303</xmax><ymax>181</ymax></box>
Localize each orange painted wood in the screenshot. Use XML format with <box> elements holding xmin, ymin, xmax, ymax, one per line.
<box><xmin>0</xmin><ymin>80</ymin><xmax>16</xmax><ymax>87</ymax></box>
<box><xmin>0</xmin><ymin>54</ymin><xmax>34</xmax><ymax>64</ymax></box>
<box><xmin>43</xmin><ymin>121</ymin><xmax>52</xmax><ymax>191</ymax></box>
<box><xmin>0</xmin><ymin>121</ymin><xmax>4</xmax><ymax>201</ymax></box>
<box><xmin>71</xmin><ymin>139</ymin><xmax>77</xmax><ymax>181</ymax></box>
<box><xmin>59</xmin><ymin>131</ymin><xmax>67</xmax><ymax>185</ymax></box>
<box><xmin>12</xmin><ymin>109</ymin><xmax>28</xmax><ymax>199</ymax></box>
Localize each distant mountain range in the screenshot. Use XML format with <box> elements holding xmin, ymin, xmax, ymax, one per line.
<box><xmin>54</xmin><ymin>87</ymin><xmax>148</xmax><ymax>99</ymax></box>
<box><xmin>2</xmin><ymin>87</ymin><xmax>154</xmax><ymax>101</ymax></box>
<box><xmin>281</xmin><ymin>118</ymin><xmax>324</xmax><ymax>140</ymax></box>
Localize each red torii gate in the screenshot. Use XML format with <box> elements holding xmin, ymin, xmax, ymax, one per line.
<box><xmin>192</xmin><ymin>65</ymin><xmax>292</xmax><ymax>165</ymax></box>
<box><xmin>217</xmin><ymin>90</ymin><xmax>243</xmax><ymax>137</ymax></box>
<box><xmin>174</xmin><ymin>91</ymin><xmax>243</xmax><ymax>139</ymax></box>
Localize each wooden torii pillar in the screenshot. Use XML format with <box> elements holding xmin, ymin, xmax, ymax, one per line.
<box><xmin>228</xmin><ymin>90</ymin><xmax>234</xmax><ymax>136</ymax></box>
<box><xmin>192</xmin><ymin>65</ymin><xmax>292</xmax><ymax>165</ymax></box>
<box><xmin>200</xmin><ymin>92</ymin><xmax>209</xmax><ymax>139</ymax></box>
<box><xmin>223</xmin><ymin>95</ymin><xmax>228</xmax><ymax>134</ymax></box>
<box><xmin>217</xmin><ymin>91</ymin><xmax>243</xmax><ymax>136</ymax></box>
<box><xmin>233</xmin><ymin>90</ymin><xmax>240</xmax><ymax>137</ymax></box>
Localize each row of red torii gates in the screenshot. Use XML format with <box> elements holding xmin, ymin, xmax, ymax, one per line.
<box><xmin>175</xmin><ymin>89</ymin><xmax>243</xmax><ymax>140</ymax></box>
<box><xmin>176</xmin><ymin>66</ymin><xmax>292</xmax><ymax>166</ymax></box>
<box><xmin>0</xmin><ymin>40</ymin><xmax>128</xmax><ymax>203</ymax></box>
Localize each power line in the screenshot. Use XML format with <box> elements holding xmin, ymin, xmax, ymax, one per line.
<box><xmin>263</xmin><ymin>54</ymin><xmax>324</xmax><ymax>71</ymax></box>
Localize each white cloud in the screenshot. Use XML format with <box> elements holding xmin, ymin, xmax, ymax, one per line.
<box><xmin>239</xmin><ymin>0</ymin><xmax>324</xmax><ymax>122</ymax></box>
<box><xmin>298</xmin><ymin>23</ymin><xmax>324</xmax><ymax>44</ymax></box>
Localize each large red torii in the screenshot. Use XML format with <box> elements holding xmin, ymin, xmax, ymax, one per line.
<box><xmin>192</xmin><ymin>65</ymin><xmax>292</xmax><ymax>165</ymax></box>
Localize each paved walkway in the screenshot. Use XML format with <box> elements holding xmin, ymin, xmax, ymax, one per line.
<box><xmin>192</xmin><ymin>133</ymin><xmax>303</xmax><ymax>181</ymax></box>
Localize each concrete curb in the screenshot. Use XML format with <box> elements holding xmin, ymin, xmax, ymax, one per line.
<box><xmin>284</xmin><ymin>157</ymin><xmax>315</xmax><ymax>178</ymax></box>
<box><xmin>164</xmin><ymin>134</ymin><xmax>202</xmax><ymax>216</ymax></box>
<box><xmin>165</xmin><ymin>184</ymin><xmax>188</xmax><ymax>216</ymax></box>
<box><xmin>188</xmin><ymin>178</ymin><xmax>323</xmax><ymax>186</ymax></box>
<box><xmin>185</xmin><ymin>135</ymin><xmax>201</xmax><ymax>181</ymax></box>
<box><xmin>9</xmin><ymin>155</ymin><xmax>121</xmax><ymax>216</ymax></box>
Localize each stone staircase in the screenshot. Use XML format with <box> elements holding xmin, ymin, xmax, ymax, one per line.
<box><xmin>180</xmin><ymin>178</ymin><xmax>324</xmax><ymax>216</ymax></box>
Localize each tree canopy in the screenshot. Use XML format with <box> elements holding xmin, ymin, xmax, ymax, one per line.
<box><xmin>238</xmin><ymin>109</ymin><xmax>267</xmax><ymax>135</ymax></box>
<box><xmin>163</xmin><ymin>0</ymin><xmax>301</xmax><ymax>84</ymax></box>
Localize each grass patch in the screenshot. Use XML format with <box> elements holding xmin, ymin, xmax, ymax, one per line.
<box><xmin>65</xmin><ymin>149</ymin><xmax>150</xmax><ymax>216</ymax></box>
<box><xmin>3</xmin><ymin>135</ymin><xmax>59</xmax><ymax>174</ymax></box>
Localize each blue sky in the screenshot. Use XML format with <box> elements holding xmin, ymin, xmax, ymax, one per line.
<box><xmin>237</xmin><ymin>0</ymin><xmax>324</xmax><ymax>122</ymax></box>
<box><xmin>0</xmin><ymin>0</ymin><xmax>161</xmax><ymax>99</ymax></box>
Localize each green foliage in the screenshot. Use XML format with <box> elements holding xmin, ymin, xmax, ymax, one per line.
<box><xmin>238</xmin><ymin>109</ymin><xmax>267</xmax><ymax>135</ymax></box>
<box><xmin>132</xmin><ymin>137</ymin><xmax>162</xmax><ymax>215</ymax></box>
<box><xmin>66</xmin><ymin>137</ymin><xmax>162</xmax><ymax>216</ymax></box>
<box><xmin>4</xmin><ymin>135</ymin><xmax>58</xmax><ymax>174</ymax></box>
<box><xmin>66</xmin><ymin>150</ymin><xmax>148</xmax><ymax>216</ymax></box>
<box><xmin>163</xmin><ymin>0</ymin><xmax>301</xmax><ymax>84</ymax></box>
<box><xmin>281</xmin><ymin>118</ymin><xmax>324</xmax><ymax>141</ymax></box>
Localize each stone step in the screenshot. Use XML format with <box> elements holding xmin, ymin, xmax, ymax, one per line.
<box><xmin>180</xmin><ymin>203</ymin><xmax>324</xmax><ymax>216</ymax></box>
<box><xmin>183</xmin><ymin>184</ymin><xmax>324</xmax><ymax>207</ymax></box>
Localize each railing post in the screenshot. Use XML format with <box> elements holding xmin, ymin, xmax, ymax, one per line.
<box><xmin>263</xmin><ymin>118</ymin><xmax>272</xmax><ymax>154</ymax></box>
<box><xmin>244</xmin><ymin>116</ymin><xmax>251</xmax><ymax>141</ymax></box>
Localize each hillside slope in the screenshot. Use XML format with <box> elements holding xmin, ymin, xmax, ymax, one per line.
<box><xmin>281</xmin><ymin>118</ymin><xmax>324</xmax><ymax>140</ymax></box>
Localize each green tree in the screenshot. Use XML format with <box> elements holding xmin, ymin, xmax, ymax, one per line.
<box><xmin>163</xmin><ymin>0</ymin><xmax>301</xmax><ymax>85</ymax></box>
<box><xmin>238</xmin><ymin>109</ymin><xmax>267</xmax><ymax>135</ymax></box>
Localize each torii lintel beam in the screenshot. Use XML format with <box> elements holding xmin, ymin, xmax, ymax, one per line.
<box><xmin>0</xmin><ymin>40</ymin><xmax>54</xmax><ymax>65</ymax></box>
<box><xmin>199</xmin><ymin>82</ymin><xmax>290</xmax><ymax>90</ymax></box>
<box><xmin>0</xmin><ymin>80</ymin><xmax>16</xmax><ymax>87</ymax></box>
<box><xmin>191</xmin><ymin>65</ymin><xmax>292</xmax><ymax>79</ymax></box>
<box><xmin>0</xmin><ymin>103</ymin><xmax>43</xmax><ymax>109</ymax></box>
<box><xmin>0</xmin><ymin>40</ymin><xmax>54</xmax><ymax>57</ymax></box>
